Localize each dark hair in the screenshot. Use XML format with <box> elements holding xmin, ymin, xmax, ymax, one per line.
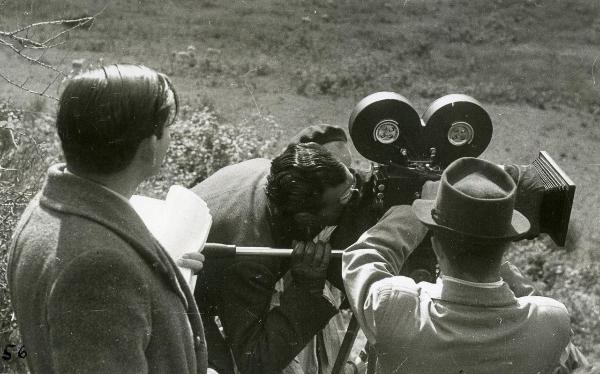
<box><xmin>266</xmin><ymin>143</ymin><xmax>347</xmax><ymax>215</ymax></box>
<box><xmin>433</xmin><ymin>229</ymin><xmax>509</xmax><ymax>277</ymax></box>
<box><xmin>287</xmin><ymin>124</ymin><xmax>348</xmax><ymax>147</ymax></box>
<box><xmin>56</xmin><ymin>64</ymin><xmax>179</xmax><ymax>174</ymax></box>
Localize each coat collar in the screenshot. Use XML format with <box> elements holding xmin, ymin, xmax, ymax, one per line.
<box><xmin>422</xmin><ymin>277</ymin><xmax>518</xmax><ymax>307</ymax></box>
<box><xmin>39</xmin><ymin>164</ymin><xmax>189</xmax><ymax>309</ymax></box>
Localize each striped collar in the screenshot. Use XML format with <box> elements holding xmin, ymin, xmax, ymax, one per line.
<box><xmin>421</xmin><ymin>276</ymin><xmax>518</xmax><ymax>307</ymax></box>
<box><xmin>442</xmin><ymin>275</ymin><xmax>504</xmax><ymax>289</ymax></box>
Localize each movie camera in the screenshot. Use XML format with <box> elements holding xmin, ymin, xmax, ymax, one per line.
<box><xmin>349</xmin><ymin>91</ymin><xmax>574</xmax><ymax>247</ymax></box>
<box><xmin>204</xmin><ymin>92</ymin><xmax>575</xmax><ymax>263</ymax></box>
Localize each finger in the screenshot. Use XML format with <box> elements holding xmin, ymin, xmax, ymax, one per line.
<box><xmin>176</xmin><ymin>258</ymin><xmax>203</xmax><ymax>273</ymax></box>
<box><xmin>182</xmin><ymin>252</ymin><xmax>205</xmax><ymax>262</ymax></box>
<box><xmin>321</xmin><ymin>242</ymin><xmax>332</xmax><ymax>268</ymax></box>
<box><xmin>292</xmin><ymin>241</ymin><xmax>305</xmax><ymax>262</ymax></box>
<box><xmin>304</xmin><ymin>242</ymin><xmax>315</xmax><ymax>266</ymax></box>
<box><xmin>313</xmin><ymin>241</ymin><xmax>325</xmax><ymax>268</ymax></box>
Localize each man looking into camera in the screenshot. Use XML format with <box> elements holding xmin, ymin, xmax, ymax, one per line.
<box><xmin>342</xmin><ymin>157</ymin><xmax>572</xmax><ymax>373</ymax></box>
<box><xmin>8</xmin><ymin>65</ymin><xmax>207</xmax><ymax>373</ymax></box>
<box><xmin>193</xmin><ymin>141</ymin><xmax>364</xmax><ymax>374</ymax></box>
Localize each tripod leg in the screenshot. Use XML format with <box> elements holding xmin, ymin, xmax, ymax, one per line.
<box><xmin>366</xmin><ymin>343</ymin><xmax>377</xmax><ymax>374</ymax></box>
<box><xmin>330</xmin><ymin>314</ymin><xmax>360</xmax><ymax>374</ymax></box>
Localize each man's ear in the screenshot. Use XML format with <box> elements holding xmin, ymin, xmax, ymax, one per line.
<box><xmin>293</xmin><ymin>212</ymin><xmax>318</xmax><ymax>226</ymax></box>
<box><xmin>131</xmin><ymin>135</ymin><xmax>161</xmax><ymax>178</ymax></box>
<box><xmin>136</xmin><ymin>135</ymin><xmax>158</xmax><ymax>165</ymax></box>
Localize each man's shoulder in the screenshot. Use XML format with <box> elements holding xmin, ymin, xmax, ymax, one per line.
<box><xmin>191</xmin><ymin>158</ymin><xmax>270</xmax><ymax>197</ymax></box>
<box><xmin>197</xmin><ymin>158</ymin><xmax>270</xmax><ymax>181</ymax></box>
<box><xmin>14</xmin><ymin>198</ymin><xmax>147</xmax><ymax>267</ymax></box>
<box><xmin>519</xmin><ymin>294</ymin><xmax>570</xmax><ymax>316</ymax></box>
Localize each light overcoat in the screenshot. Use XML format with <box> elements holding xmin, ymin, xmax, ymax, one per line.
<box><xmin>343</xmin><ymin>205</ymin><xmax>571</xmax><ymax>374</ymax></box>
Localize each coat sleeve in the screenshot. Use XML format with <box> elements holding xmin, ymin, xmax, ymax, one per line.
<box><xmin>219</xmin><ymin>261</ymin><xmax>338</xmax><ymax>374</ymax></box>
<box><xmin>47</xmin><ymin>249</ymin><xmax>152</xmax><ymax>374</ymax></box>
<box><xmin>342</xmin><ymin>205</ymin><xmax>428</xmax><ymax>343</ymax></box>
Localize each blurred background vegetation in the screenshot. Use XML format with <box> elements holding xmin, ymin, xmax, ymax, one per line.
<box><xmin>1</xmin><ymin>0</ymin><xmax>599</xmax><ymax>372</ymax></box>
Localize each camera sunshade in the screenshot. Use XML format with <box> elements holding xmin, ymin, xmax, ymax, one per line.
<box><xmin>349</xmin><ymin>92</ymin><xmax>493</xmax><ymax>168</ymax></box>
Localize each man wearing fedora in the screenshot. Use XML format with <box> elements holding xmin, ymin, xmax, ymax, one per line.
<box><xmin>342</xmin><ymin>157</ymin><xmax>572</xmax><ymax>373</ymax></box>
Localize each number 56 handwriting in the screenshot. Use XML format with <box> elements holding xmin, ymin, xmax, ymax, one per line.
<box><xmin>2</xmin><ymin>344</ymin><xmax>27</xmax><ymax>361</ymax></box>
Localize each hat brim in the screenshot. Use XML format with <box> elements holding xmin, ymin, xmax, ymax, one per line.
<box><xmin>412</xmin><ymin>199</ymin><xmax>531</xmax><ymax>242</ymax></box>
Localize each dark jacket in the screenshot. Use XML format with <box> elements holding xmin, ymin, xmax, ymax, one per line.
<box><xmin>192</xmin><ymin>158</ymin><xmax>338</xmax><ymax>374</ymax></box>
<box><xmin>8</xmin><ymin>165</ymin><xmax>207</xmax><ymax>374</ymax></box>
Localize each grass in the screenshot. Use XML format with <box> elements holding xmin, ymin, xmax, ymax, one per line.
<box><xmin>1</xmin><ymin>0</ymin><xmax>599</xmax><ymax>371</ymax></box>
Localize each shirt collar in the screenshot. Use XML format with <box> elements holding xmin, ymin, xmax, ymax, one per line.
<box><xmin>442</xmin><ymin>275</ymin><xmax>505</xmax><ymax>289</ymax></box>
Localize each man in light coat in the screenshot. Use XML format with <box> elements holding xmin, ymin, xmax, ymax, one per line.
<box><xmin>8</xmin><ymin>64</ymin><xmax>207</xmax><ymax>373</ymax></box>
<box><xmin>343</xmin><ymin>157</ymin><xmax>572</xmax><ymax>374</ymax></box>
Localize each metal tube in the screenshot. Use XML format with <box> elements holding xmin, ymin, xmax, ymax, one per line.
<box><xmin>202</xmin><ymin>243</ymin><xmax>344</xmax><ymax>258</ymax></box>
<box><xmin>235</xmin><ymin>246</ymin><xmax>344</xmax><ymax>258</ymax></box>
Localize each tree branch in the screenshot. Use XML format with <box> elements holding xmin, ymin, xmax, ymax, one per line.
<box><xmin>0</xmin><ymin>5</ymin><xmax>108</xmax><ymax>99</ymax></box>
<box><xmin>0</xmin><ymin>71</ymin><xmax>59</xmax><ymax>101</ymax></box>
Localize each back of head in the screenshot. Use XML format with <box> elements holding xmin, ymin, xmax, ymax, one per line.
<box><xmin>432</xmin><ymin>230</ymin><xmax>509</xmax><ymax>279</ymax></box>
<box><xmin>412</xmin><ymin>157</ymin><xmax>531</xmax><ymax>279</ymax></box>
<box><xmin>266</xmin><ymin>142</ymin><xmax>347</xmax><ymax>215</ymax></box>
<box><xmin>56</xmin><ymin>64</ymin><xmax>179</xmax><ymax>175</ymax></box>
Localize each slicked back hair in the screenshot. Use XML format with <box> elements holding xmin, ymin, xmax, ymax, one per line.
<box><xmin>56</xmin><ymin>64</ymin><xmax>179</xmax><ymax>175</ymax></box>
<box><xmin>266</xmin><ymin>142</ymin><xmax>347</xmax><ymax>215</ymax></box>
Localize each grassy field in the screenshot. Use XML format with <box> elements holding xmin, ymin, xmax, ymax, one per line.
<box><xmin>1</xmin><ymin>0</ymin><xmax>599</xmax><ymax>371</ymax></box>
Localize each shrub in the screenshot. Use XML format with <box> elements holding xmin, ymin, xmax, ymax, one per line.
<box><xmin>139</xmin><ymin>106</ymin><xmax>282</xmax><ymax>197</ymax></box>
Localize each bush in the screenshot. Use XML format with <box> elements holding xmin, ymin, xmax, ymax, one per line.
<box><xmin>139</xmin><ymin>105</ymin><xmax>282</xmax><ymax>197</ymax></box>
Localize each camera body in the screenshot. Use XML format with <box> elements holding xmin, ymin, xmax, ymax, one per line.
<box><xmin>347</xmin><ymin>92</ymin><xmax>575</xmax><ymax>281</ymax></box>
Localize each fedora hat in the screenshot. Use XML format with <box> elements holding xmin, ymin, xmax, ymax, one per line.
<box><xmin>412</xmin><ymin>157</ymin><xmax>530</xmax><ymax>241</ymax></box>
